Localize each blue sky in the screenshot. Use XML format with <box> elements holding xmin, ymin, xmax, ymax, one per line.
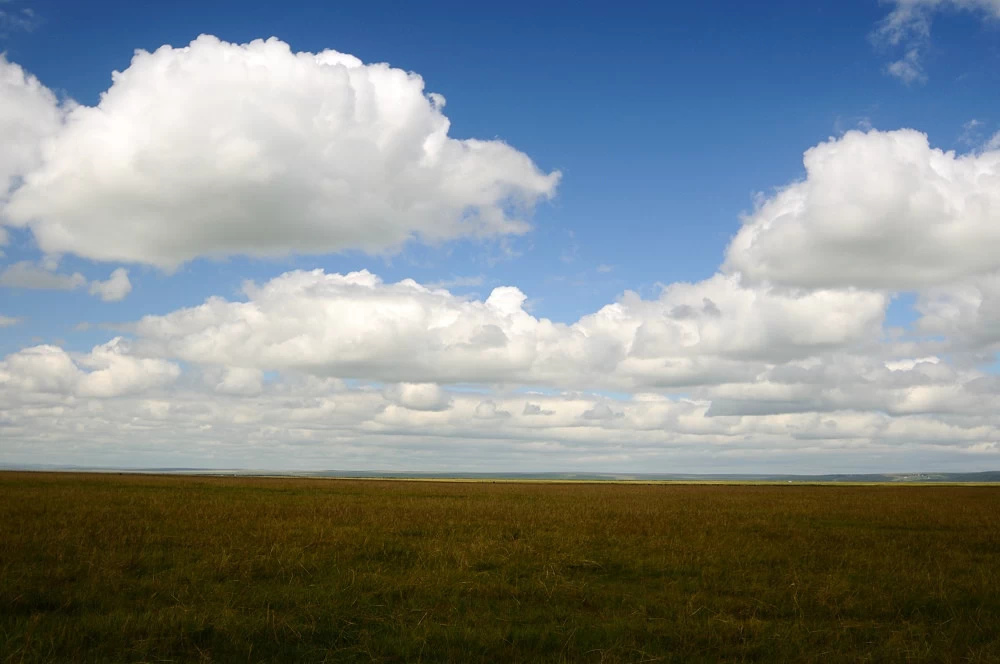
<box><xmin>4</xmin><ymin>0</ymin><xmax>996</xmax><ymax>332</ymax></box>
<box><xmin>2</xmin><ymin>0</ymin><xmax>1000</xmax><ymax>472</ymax></box>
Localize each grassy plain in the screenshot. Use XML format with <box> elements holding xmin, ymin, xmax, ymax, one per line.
<box><xmin>1</xmin><ymin>472</ymin><xmax>998</xmax><ymax>662</ymax></box>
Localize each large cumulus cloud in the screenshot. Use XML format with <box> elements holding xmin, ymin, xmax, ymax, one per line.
<box><xmin>0</xmin><ymin>56</ymin><xmax>65</xmax><ymax>203</ymax></box>
<box><xmin>726</xmin><ymin>129</ymin><xmax>1000</xmax><ymax>290</ymax></box>
<box><xmin>130</xmin><ymin>269</ymin><xmax>886</xmax><ymax>389</ymax></box>
<box><xmin>1</xmin><ymin>36</ymin><xmax>559</xmax><ymax>267</ymax></box>
<box><xmin>0</xmin><ymin>338</ymin><xmax>180</xmax><ymax>399</ymax></box>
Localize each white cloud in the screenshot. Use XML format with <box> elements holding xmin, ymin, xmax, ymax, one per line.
<box><xmin>0</xmin><ymin>338</ymin><xmax>180</xmax><ymax>399</ymax></box>
<box><xmin>0</xmin><ymin>2</ymin><xmax>40</xmax><ymax>35</ymax></box>
<box><xmin>131</xmin><ymin>269</ymin><xmax>885</xmax><ymax>389</ymax></box>
<box><xmin>0</xmin><ymin>261</ymin><xmax>133</xmax><ymax>301</ymax></box>
<box><xmin>75</xmin><ymin>338</ymin><xmax>181</xmax><ymax>397</ymax></box>
<box><xmin>885</xmin><ymin>356</ymin><xmax>940</xmax><ymax>371</ymax></box>
<box><xmin>2</xmin><ymin>371</ymin><xmax>999</xmax><ymax>472</ymax></box>
<box><xmin>523</xmin><ymin>402</ymin><xmax>554</xmax><ymax>416</ymax></box>
<box><xmin>0</xmin><ymin>261</ymin><xmax>86</xmax><ymax>290</ymax></box>
<box><xmin>698</xmin><ymin>352</ymin><xmax>998</xmax><ymax>418</ymax></box>
<box><xmin>959</xmin><ymin>119</ymin><xmax>984</xmax><ymax>146</ymax></box>
<box><xmin>2</xmin><ymin>36</ymin><xmax>559</xmax><ymax>268</ymax></box>
<box><xmin>0</xmin><ymin>314</ymin><xmax>20</xmax><ymax>327</ymax></box>
<box><xmin>384</xmin><ymin>382</ymin><xmax>452</xmax><ymax>411</ymax></box>
<box><xmin>0</xmin><ymin>56</ymin><xmax>64</xmax><ymax>200</ymax></box>
<box><xmin>886</xmin><ymin>48</ymin><xmax>925</xmax><ymax>84</ymax></box>
<box><xmin>88</xmin><ymin>268</ymin><xmax>132</xmax><ymax>302</ymax></box>
<box><xmin>915</xmin><ymin>272</ymin><xmax>1000</xmax><ymax>351</ymax></box>
<box><xmin>726</xmin><ymin>129</ymin><xmax>1000</xmax><ymax>290</ymax></box>
<box><xmin>581</xmin><ymin>402</ymin><xmax>621</xmax><ymax>420</ymax></box>
<box><xmin>0</xmin><ymin>285</ymin><xmax>994</xmax><ymax>471</ymax></box>
<box><xmin>210</xmin><ymin>367</ymin><xmax>263</xmax><ymax>396</ymax></box>
<box><xmin>474</xmin><ymin>400</ymin><xmax>511</xmax><ymax>419</ymax></box>
<box><xmin>875</xmin><ymin>0</ymin><xmax>1000</xmax><ymax>82</ymax></box>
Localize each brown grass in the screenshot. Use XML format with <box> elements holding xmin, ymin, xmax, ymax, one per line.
<box><xmin>1</xmin><ymin>471</ymin><xmax>998</xmax><ymax>662</ymax></box>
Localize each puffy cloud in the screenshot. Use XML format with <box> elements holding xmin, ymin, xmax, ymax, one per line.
<box><xmin>915</xmin><ymin>272</ymin><xmax>1000</xmax><ymax>351</ymax></box>
<box><xmin>2</xmin><ymin>36</ymin><xmax>559</xmax><ymax>268</ymax></box>
<box><xmin>0</xmin><ymin>345</ymin><xmax>80</xmax><ymax>395</ymax></box>
<box><xmin>209</xmin><ymin>367</ymin><xmax>264</xmax><ymax>396</ymax></box>
<box><xmin>726</xmin><ymin>130</ymin><xmax>1000</xmax><ymax>290</ymax></box>
<box><xmin>0</xmin><ymin>56</ymin><xmax>64</xmax><ymax>199</ymax></box>
<box><xmin>384</xmin><ymin>382</ymin><xmax>452</xmax><ymax>411</ymax></box>
<box><xmin>131</xmin><ymin>269</ymin><xmax>885</xmax><ymax>389</ymax></box>
<box><xmin>0</xmin><ymin>261</ymin><xmax>86</xmax><ymax>290</ymax></box>
<box><xmin>75</xmin><ymin>338</ymin><xmax>181</xmax><ymax>397</ymax></box>
<box><xmin>474</xmin><ymin>400</ymin><xmax>511</xmax><ymax>419</ymax></box>
<box><xmin>88</xmin><ymin>268</ymin><xmax>132</xmax><ymax>302</ymax></box>
<box><xmin>0</xmin><ymin>338</ymin><xmax>180</xmax><ymax>399</ymax></box>
<box><xmin>699</xmin><ymin>352</ymin><xmax>998</xmax><ymax>418</ymax></box>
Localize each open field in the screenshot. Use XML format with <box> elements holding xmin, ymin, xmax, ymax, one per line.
<box><xmin>2</xmin><ymin>473</ymin><xmax>999</xmax><ymax>662</ymax></box>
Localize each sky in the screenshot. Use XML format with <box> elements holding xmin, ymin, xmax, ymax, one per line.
<box><xmin>2</xmin><ymin>0</ymin><xmax>1000</xmax><ymax>473</ymax></box>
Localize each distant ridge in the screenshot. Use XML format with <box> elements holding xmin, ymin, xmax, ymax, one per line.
<box><xmin>1</xmin><ymin>464</ymin><xmax>999</xmax><ymax>483</ymax></box>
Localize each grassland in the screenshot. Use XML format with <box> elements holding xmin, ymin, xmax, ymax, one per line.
<box><xmin>1</xmin><ymin>473</ymin><xmax>998</xmax><ymax>662</ymax></box>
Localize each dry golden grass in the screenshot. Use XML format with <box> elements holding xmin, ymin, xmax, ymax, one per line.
<box><xmin>1</xmin><ymin>472</ymin><xmax>998</xmax><ymax>662</ymax></box>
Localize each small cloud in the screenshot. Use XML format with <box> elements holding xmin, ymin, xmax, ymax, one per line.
<box><xmin>886</xmin><ymin>48</ymin><xmax>925</xmax><ymax>84</ymax></box>
<box><xmin>581</xmin><ymin>403</ymin><xmax>622</xmax><ymax>420</ymax></box>
<box><xmin>959</xmin><ymin>118</ymin><xmax>985</xmax><ymax>146</ymax></box>
<box><xmin>475</xmin><ymin>400</ymin><xmax>511</xmax><ymax>419</ymax></box>
<box><xmin>0</xmin><ymin>261</ymin><xmax>86</xmax><ymax>291</ymax></box>
<box><xmin>833</xmin><ymin>115</ymin><xmax>875</xmax><ymax>135</ymax></box>
<box><xmin>0</xmin><ymin>314</ymin><xmax>21</xmax><ymax>327</ymax></box>
<box><xmin>384</xmin><ymin>382</ymin><xmax>452</xmax><ymax>412</ymax></box>
<box><xmin>523</xmin><ymin>402</ymin><xmax>554</xmax><ymax>416</ymax></box>
<box><xmin>88</xmin><ymin>267</ymin><xmax>132</xmax><ymax>302</ymax></box>
<box><xmin>426</xmin><ymin>275</ymin><xmax>484</xmax><ymax>290</ymax></box>
<box><xmin>0</xmin><ymin>2</ymin><xmax>41</xmax><ymax>35</ymax></box>
<box><xmin>596</xmin><ymin>264</ymin><xmax>613</xmax><ymax>274</ymax></box>
<box><xmin>39</xmin><ymin>253</ymin><xmax>61</xmax><ymax>271</ymax></box>
<box><xmin>985</xmin><ymin>131</ymin><xmax>1000</xmax><ymax>152</ymax></box>
<box><xmin>873</xmin><ymin>1</ymin><xmax>1000</xmax><ymax>84</ymax></box>
<box><xmin>1</xmin><ymin>262</ymin><xmax>132</xmax><ymax>301</ymax></box>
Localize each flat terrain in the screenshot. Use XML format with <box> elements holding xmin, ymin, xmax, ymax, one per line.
<box><xmin>1</xmin><ymin>473</ymin><xmax>998</xmax><ymax>662</ymax></box>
